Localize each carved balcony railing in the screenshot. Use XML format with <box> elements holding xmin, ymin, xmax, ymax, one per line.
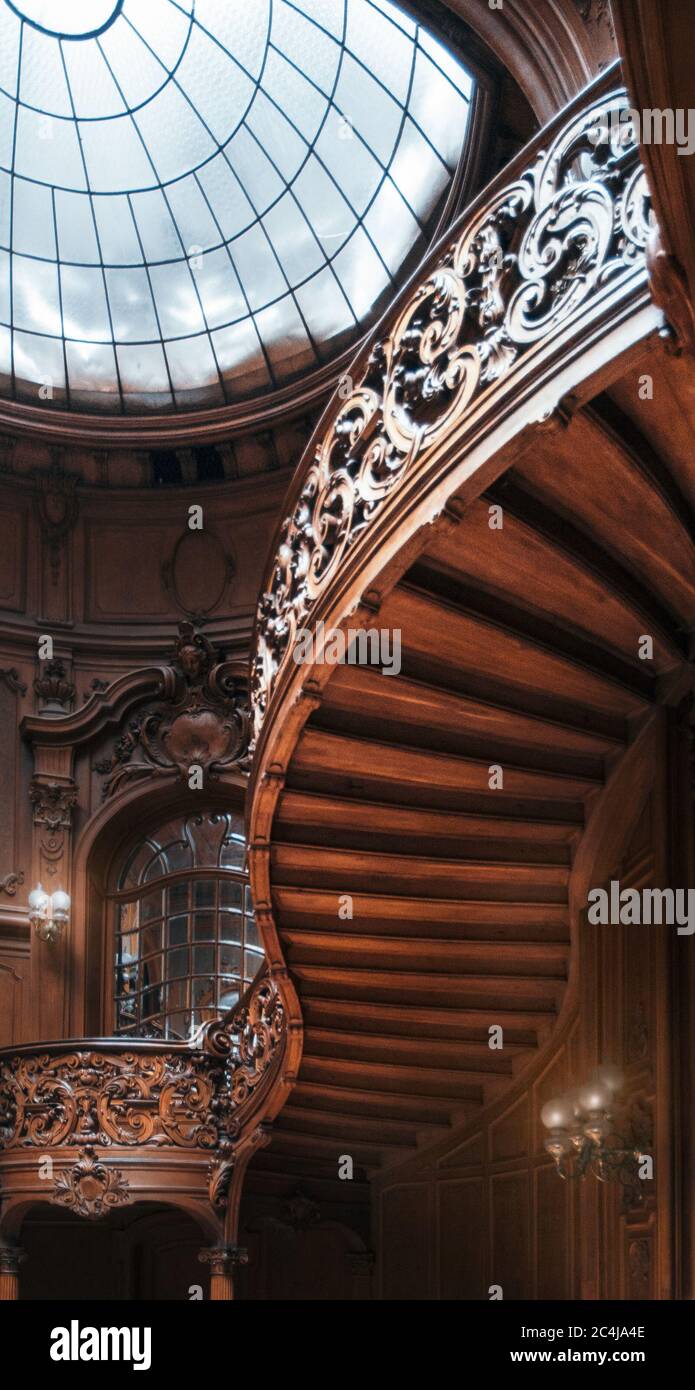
<box><xmin>0</xmin><ymin>969</ymin><xmax>286</xmax><ymax>1243</ymax></box>
<box><xmin>249</xmin><ymin>65</ymin><xmax>660</xmax><ymax>763</ymax></box>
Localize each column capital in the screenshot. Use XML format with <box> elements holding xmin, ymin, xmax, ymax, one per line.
<box><xmin>0</xmin><ymin>1246</ymin><xmax>25</xmax><ymax>1276</ymax></box>
<box><xmin>198</xmin><ymin>1246</ymin><xmax>248</xmax><ymax>1277</ymax></box>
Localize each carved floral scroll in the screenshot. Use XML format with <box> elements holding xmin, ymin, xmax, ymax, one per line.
<box><xmin>0</xmin><ymin>971</ymin><xmax>285</xmax><ymax>1155</ymax></box>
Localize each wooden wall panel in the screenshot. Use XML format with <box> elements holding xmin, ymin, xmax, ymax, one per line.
<box><xmin>490</xmin><ymin>1172</ymin><xmax>529</xmax><ymax>1299</ymax></box>
<box><xmin>490</xmin><ymin>1096</ymin><xmax>529</xmax><ymax>1163</ymax></box>
<box><xmin>439</xmin><ymin>1179</ymin><xmax>486</xmax><ymax>1299</ymax></box>
<box><xmin>0</xmin><ymin>949</ymin><xmax>28</xmax><ymax>1045</ymax></box>
<box><xmin>381</xmin><ymin>1184</ymin><xmax>431</xmax><ymax>1300</ymax></box>
<box><xmin>86</xmin><ymin>523</ymin><xmax>174</xmax><ymax>620</ymax></box>
<box><xmin>0</xmin><ymin>503</ymin><xmax>25</xmax><ymax>612</ymax></box>
<box><xmin>535</xmin><ymin>1163</ymin><xmax>571</xmax><ymax>1300</ymax></box>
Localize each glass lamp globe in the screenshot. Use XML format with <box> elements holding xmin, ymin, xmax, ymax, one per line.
<box><xmin>593</xmin><ymin>1063</ymin><xmax>624</xmax><ymax>1095</ymax></box>
<box><xmin>541</xmin><ymin>1096</ymin><xmax>575</xmax><ymax>1131</ymax></box>
<box><xmin>50</xmin><ymin>890</ymin><xmax>71</xmax><ymax>922</ymax></box>
<box><xmin>28</xmin><ymin>883</ymin><xmax>50</xmax><ymax>915</ymax></box>
<box><xmin>577</xmin><ymin>1080</ymin><xmax>611</xmax><ymax>1114</ymax></box>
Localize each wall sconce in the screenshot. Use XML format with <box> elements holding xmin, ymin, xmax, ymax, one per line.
<box><xmin>541</xmin><ymin>1064</ymin><xmax>650</xmax><ymax>1190</ymax></box>
<box><xmin>28</xmin><ymin>883</ymin><xmax>70</xmax><ymax>943</ymax></box>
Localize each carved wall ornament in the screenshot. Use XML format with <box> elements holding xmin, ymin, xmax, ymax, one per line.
<box><xmin>208</xmin><ymin>1150</ymin><xmax>235</xmax><ymax>1209</ymax></box>
<box><xmin>94</xmin><ymin>622</ymin><xmax>250</xmax><ymax>798</ymax></box>
<box><xmin>281</xmin><ymin>1186</ymin><xmax>321</xmax><ymax>1232</ymax></box>
<box><xmin>250</xmin><ymin>88</ymin><xmax>653</xmax><ymax>745</ymax></box>
<box><xmin>52</xmin><ymin>1146</ymin><xmax>131</xmax><ymax>1219</ymax></box>
<box><xmin>572</xmin><ymin>0</ymin><xmax>615</xmax><ymax>41</ymax></box>
<box><xmin>0</xmin><ymin>871</ymin><xmax>24</xmax><ymax>897</ymax></box>
<box><xmin>34</xmin><ymin>658</ymin><xmax>76</xmax><ymax>712</ymax></box>
<box><xmin>83</xmin><ymin>677</ymin><xmax>108</xmax><ymax>702</ymax></box>
<box><xmin>34</xmin><ymin>462</ymin><xmax>79</xmax><ymax>587</ymax></box>
<box><xmin>0</xmin><ymin>668</ymin><xmax>27</xmax><ymax>697</ymax></box>
<box><xmin>29</xmin><ymin>778</ymin><xmax>77</xmax><ymax>878</ymax></box>
<box><xmin>161</xmin><ymin>528</ymin><xmax>235</xmax><ymax>620</ymax></box>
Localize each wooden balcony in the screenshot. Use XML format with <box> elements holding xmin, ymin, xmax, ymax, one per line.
<box><xmin>0</xmin><ymin>971</ymin><xmax>289</xmax><ymax>1298</ymax></box>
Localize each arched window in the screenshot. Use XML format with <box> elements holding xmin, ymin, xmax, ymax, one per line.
<box><xmin>110</xmin><ymin>810</ymin><xmax>262</xmax><ymax>1040</ymax></box>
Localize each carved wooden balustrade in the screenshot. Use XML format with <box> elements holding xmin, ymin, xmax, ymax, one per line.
<box><xmin>0</xmin><ymin>969</ymin><xmax>287</xmax><ymax>1297</ymax></box>
<box><xmin>249</xmin><ymin>65</ymin><xmax>658</xmax><ymax>771</ymax></box>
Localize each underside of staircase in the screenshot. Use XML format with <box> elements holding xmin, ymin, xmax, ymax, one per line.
<box><xmin>245</xmin><ymin>359</ymin><xmax>695</xmax><ymax>1212</ymax></box>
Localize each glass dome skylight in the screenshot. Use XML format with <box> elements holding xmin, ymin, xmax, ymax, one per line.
<box><xmin>0</xmin><ymin>0</ymin><xmax>474</xmax><ymax>413</ymax></box>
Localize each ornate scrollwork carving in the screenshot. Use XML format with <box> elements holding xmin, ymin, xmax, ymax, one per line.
<box><xmin>0</xmin><ymin>974</ymin><xmax>286</xmax><ymax>1154</ymax></box>
<box><xmin>94</xmin><ymin>622</ymin><xmax>250</xmax><ymax>797</ymax></box>
<box><xmin>251</xmin><ymin>88</ymin><xmax>652</xmax><ymax>743</ymax></box>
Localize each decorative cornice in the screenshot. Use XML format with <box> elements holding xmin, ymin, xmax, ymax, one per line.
<box><xmin>250</xmin><ymin>77</ymin><xmax>653</xmax><ymax>749</ymax></box>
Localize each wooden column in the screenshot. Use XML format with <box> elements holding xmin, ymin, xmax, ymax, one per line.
<box><xmin>199</xmin><ymin>1247</ymin><xmax>248</xmax><ymax>1301</ymax></box>
<box><xmin>0</xmin><ymin>1247</ymin><xmax>24</xmax><ymax>1300</ymax></box>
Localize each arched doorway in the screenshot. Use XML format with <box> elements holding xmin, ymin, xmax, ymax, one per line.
<box><xmin>20</xmin><ymin>1202</ymin><xmax>210</xmax><ymax>1301</ymax></box>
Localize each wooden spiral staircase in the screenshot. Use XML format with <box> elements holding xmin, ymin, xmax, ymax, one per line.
<box><xmin>245</xmin><ymin>69</ymin><xmax>694</xmax><ymax>1224</ymax></box>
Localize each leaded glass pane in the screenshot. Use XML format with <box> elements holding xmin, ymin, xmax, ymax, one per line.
<box><xmin>0</xmin><ymin>0</ymin><xmax>473</xmax><ymax>409</ymax></box>
<box><xmin>112</xmin><ymin>809</ymin><xmax>262</xmax><ymax>1040</ymax></box>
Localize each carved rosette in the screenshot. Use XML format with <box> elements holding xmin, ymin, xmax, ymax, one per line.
<box><xmin>0</xmin><ymin>973</ymin><xmax>286</xmax><ymax>1155</ymax></box>
<box><xmin>250</xmin><ymin>88</ymin><xmax>652</xmax><ymax>744</ymax></box>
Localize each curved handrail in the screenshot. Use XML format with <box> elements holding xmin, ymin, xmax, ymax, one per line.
<box><xmin>248</xmin><ymin>62</ymin><xmax>656</xmax><ymax>774</ymax></box>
